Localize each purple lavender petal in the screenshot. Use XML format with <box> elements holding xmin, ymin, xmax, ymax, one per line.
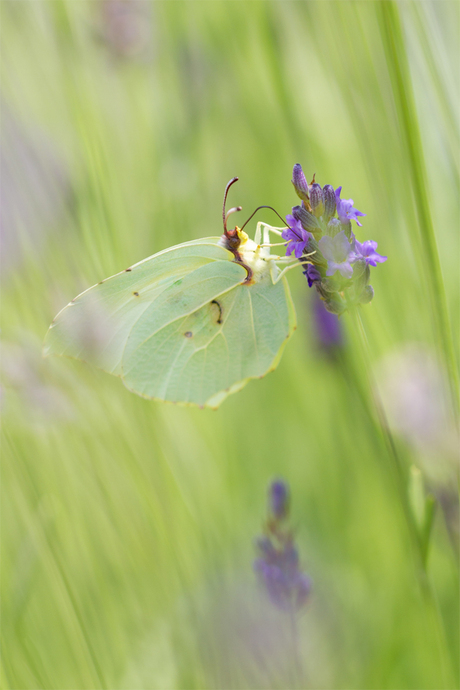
<box><xmin>335</xmin><ymin>186</ymin><xmax>366</xmax><ymax>227</ymax></box>
<box><xmin>319</xmin><ymin>232</ymin><xmax>354</xmax><ymax>278</ymax></box>
<box><xmin>353</xmin><ymin>239</ymin><xmax>387</xmax><ymax>267</ymax></box>
<box><xmin>282</xmin><ymin>215</ymin><xmax>309</xmax><ymax>258</ymax></box>
<box><xmin>304</xmin><ymin>265</ymin><xmax>321</xmax><ymax>287</ymax></box>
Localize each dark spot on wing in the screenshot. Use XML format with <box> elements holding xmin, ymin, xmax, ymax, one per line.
<box><xmin>125</xmin><ymin>268</ymin><xmax>132</xmax><ymax>272</ymax></box>
<box><xmin>184</xmin><ymin>331</ymin><xmax>193</xmax><ymax>338</ymax></box>
<box><xmin>210</xmin><ymin>299</ymin><xmax>223</xmax><ymax>324</ymax></box>
<box><xmin>133</xmin><ymin>291</ymin><xmax>139</xmax><ymax>296</ymax></box>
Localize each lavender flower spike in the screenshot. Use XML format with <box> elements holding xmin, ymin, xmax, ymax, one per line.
<box><xmin>335</xmin><ymin>187</ymin><xmax>366</xmax><ymax>227</ymax></box>
<box><xmin>352</xmin><ymin>240</ymin><xmax>387</xmax><ymax>267</ymax></box>
<box><xmin>282</xmin><ymin>215</ymin><xmax>311</xmax><ymax>259</ymax></box>
<box><xmin>318</xmin><ymin>231</ymin><xmax>354</xmax><ymax>278</ymax></box>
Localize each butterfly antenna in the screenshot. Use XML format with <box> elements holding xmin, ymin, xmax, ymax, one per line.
<box><xmin>223</xmin><ymin>177</ymin><xmax>240</xmax><ymax>234</ymax></box>
<box><xmin>240</xmin><ymin>205</ymin><xmax>287</xmax><ymax>232</ymax></box>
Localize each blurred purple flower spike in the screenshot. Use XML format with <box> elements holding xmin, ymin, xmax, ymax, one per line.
<box><xmin>254</xmin><ymin>479</ymin><xmax>311</xmax><ymax>613</ymax></box>
<box><xmin>335</xmin><ymin>187</ymin><xmax>366</xmax><ymax>226</ymax></box>
<box><xmin>312</xmin><ymin>292</ymin><xmax>343</xmax><ymax>351</ymax></box>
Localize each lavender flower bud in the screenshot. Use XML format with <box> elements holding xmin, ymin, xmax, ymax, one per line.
<box><xmin>357</xmin><ymin>285</ymin><xmax>374</xmax><ymax>304</ymax></box>
<box><xmin>314</xmin><ymin>282</ymin><xmax>330</xmax><ymax>300</ymax></box>
<box><xmin>292</xmin><ymin>205</ymin><xmax>321</xmax><ymax>239</ymax></box>
<box><xmin>350</xmin><ymin>265</ymin><xmax>370</xmax><ymax>310</ymax></box>
<box><xmin>291</xmin><ymin>164</ymin><xmax>310</xmax><ymax>203</ymax></box>
<box><xmin>322</xmin><ymin>185</ymin><xmax>336</xmax><ymax>222</ymax></box>
<box><xmin>309</xmin><ymin>183</ymin><xmax>324</xmax><ymax>218</ymax></box>
<box><xmin>320</xmin><ymin>278</ymin><xmax>339</xmax><ymax>293</ymax></box>
<box><xmin>326</xmin><ymin>218</ymin><xmax>342</xmax><ymax>238</ymax></box>
<box><xmin>351</xmin><ymin>258</ymin><xmax>368</xmax><ymax>281</ymax></box>
<box><xmin>305</xmin><ymin>237</ymin><xmax>327</xmax><ymax>266</ymax></box>
<box><xmin>323</xmin><ymin>296</ymin><xmax>346</xmax><ymax>315</ymax></box>
<box><xmin>269</xmin><ymin>480</ymin><xmax>289</xmax><ymax>520</ymax></box>
<box><xmin>341</xmin><ymin>220</ymin><xmax>353</xmax><ymax>240</ymax></box>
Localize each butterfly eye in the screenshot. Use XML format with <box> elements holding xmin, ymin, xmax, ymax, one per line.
<box><xmin>221</xmin><ymin>230</ymin><xmax>241</xmax><ymax>252</ymax></box>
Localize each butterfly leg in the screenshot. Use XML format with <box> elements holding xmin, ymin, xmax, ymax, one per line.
<box><xmin>272</xmin><ymin>258</ymin><xmax>315</xmax><ymax>284</ymax></box>
<box><xmin>254</xmin><ymin>222</ymin><xmax>263</xmax><ymax>245</ymax></box>
<box><xmin>254</xmin><ymin>223</ymin><xmax>284</xmax><ymax>245</ymax></box>
<box><xmin>264</xmin><ymin>224</ymin><xmax>286</xmax><ymax>238</ymax></box>
<box><xmin>269</xmin><ymin>256</ymin><xmax>307</xmax><ymax>283</ymax></box>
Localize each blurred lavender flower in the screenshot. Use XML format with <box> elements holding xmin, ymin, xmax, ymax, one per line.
<box><xmin>282</xmin><ymin>215</ymin><xmax>311</xmax><ymax>259</ymax></box>
<box><xmin>335</xmin><ymin>187</ymin><xmax>366</xmax><ymax>227</ymax></box>
<box><xmin>283</xmin><ymin>163</ymin><xmax>387</xmax><ymax>314</ymax></box>
<box><xmin>312</xmin><ymin>292</ymin><xmax>343</xmax><ymax>353</ymax></box>
<box><xmin>254</xmin><ymin>480</ymin><xmax>311</xmax><ymax>612</ymax></box>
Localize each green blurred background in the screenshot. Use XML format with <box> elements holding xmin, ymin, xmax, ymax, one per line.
<box><xmin>1</xmin><ymin>1</ymin><xmax>459</xmax><ymax>688</ymax></box>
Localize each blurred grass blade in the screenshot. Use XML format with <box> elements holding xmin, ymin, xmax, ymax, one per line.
<box><xmin>379</xmin><ymin>1</ymin><xmax>459</xmax><ymax>414</ymax></box>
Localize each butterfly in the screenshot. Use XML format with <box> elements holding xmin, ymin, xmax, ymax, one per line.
<box><xmin>44</xmin><ymin>178</ymin><xmax>309</xmax><ymax>408</ymax></box>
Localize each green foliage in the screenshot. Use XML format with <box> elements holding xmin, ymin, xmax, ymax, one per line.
<box><xmin>2</xmin><ymin>1</ymin><xmax>458</xmax><ymax>688</ymax></box>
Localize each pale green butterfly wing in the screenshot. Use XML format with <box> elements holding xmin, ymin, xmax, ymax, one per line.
<box><xmin>44</xmin><ymin>237</ymin><xmax>296</xmax><ymax>408</ymax></box>
<box><xmin>43</xmin><ymin>239</ymin><xmax>235</xmax><ymax>375</ymax></box>
<box><xmin>122</xmin><ymin>273</ymin><xmax>296</xmax><ymax>407</ymax></box>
